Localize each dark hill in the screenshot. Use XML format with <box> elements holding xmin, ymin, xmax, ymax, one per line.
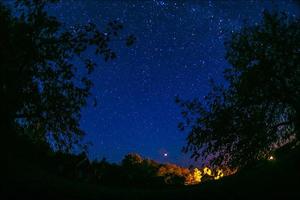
<box><xmin>2</xmin><ymin>138</ymin><xmax>299</xmax><ymax>200</ymax></box>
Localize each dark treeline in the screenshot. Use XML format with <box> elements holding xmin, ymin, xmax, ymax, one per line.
<box><xmin>10</xmin><ymin>134</ymin><xmax>196</xmax><ymax>187</ymax></box>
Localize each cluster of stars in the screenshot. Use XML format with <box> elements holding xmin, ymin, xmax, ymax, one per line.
<box><xmin>50</xmin><ymin>0</ymin><xmax>299</xmax><ymax>165</ymax></box>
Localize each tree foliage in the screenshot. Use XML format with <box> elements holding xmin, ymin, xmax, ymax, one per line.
<box><xmin>0</xmin><ymin>0</ymin><xmax>135</xmax><ymax>151</ymax></box>
<box><xmin>177</xmin><ymin>11</ymin><xmax>300</xmax><ymax>168</ymax></box>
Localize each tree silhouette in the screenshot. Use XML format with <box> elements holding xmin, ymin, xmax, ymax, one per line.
<box><xmin>122</xmin><ymin>153</ymin><xmax>143</xmax><ymax>167</ymax></box>
<box><xmin>0</xmin><ymin>0</ymin><xmax>135</xmax><ymax>151</ymax></box>
<box><xmin>177</xmin><ymin>11</ymin><xmax>300</xmax><ymax>168</ymax></box>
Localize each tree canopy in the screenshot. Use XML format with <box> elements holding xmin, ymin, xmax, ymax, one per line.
<box><xmin>0</xmin><ymin>0</ymin><xmax>135</xmax><ymax>151</ymax></box>
<box><xmin>177</xmin><ymin>11</ymin><xmax>300</xmax><ymax>168</ymax></box>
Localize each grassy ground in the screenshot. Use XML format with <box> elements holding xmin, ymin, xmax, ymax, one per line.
<box><xmin>2</xmin><ymin>141</ymin><xmax>299</xmax><ymax>200</ymax></box>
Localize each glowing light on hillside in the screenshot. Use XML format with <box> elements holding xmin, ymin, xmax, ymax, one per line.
<box><xmin>184</xmin><ymin>166</ymin><xmax>236</xmax><ymax>185</ymax></box>
<box><xmin>214</xmin><ymin>169</ymin><xmax>224</xmax><ymax>180</ymax></box>
<box><xmin>163</xmin><ymin>153</ymin><xmax>168</xmax><ymax>157</ymax></box>
<box><xmin>203</xmin><ymin>167</ymin><xmax>212</xmax><ymax>176</ymax></box>
<box><xmin>268</xmin><ymin>155</ymin><xmax>275</xmax><ymax>160</ymax></box>
<box><xmin>193</xmin><ymin>168</ymin><xmax>202</xmax><ymax>183</ymax></box>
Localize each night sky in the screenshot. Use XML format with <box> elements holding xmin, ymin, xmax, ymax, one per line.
<box><xmin>50</xmin><ymin>0</ymin><xmax>299</xmax><ymax>166</ymax></box>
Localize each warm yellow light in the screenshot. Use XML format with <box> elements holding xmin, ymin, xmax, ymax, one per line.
<box><xmin>214</xmin><ymin>169</ymin><xmax>224</xmax><ymax>180</ymax></box>
<box><xmin>203</xmin><ymin>167</ymin><xmax>212</xmax><ymax>176</ymax></box>
<box><xmin>184</xmin><ymin>166</ymin><xmax>234</xmax><ymax>185</ymax></box>
<box><xmin>268</xmin><ymin>155</ymin><xmax>275</xmax><ymax>160</ymax></box>
<box><xmin>193</xmin><ymin>168</ymin><xmax>202</xmax><ymax>183</ymax></box>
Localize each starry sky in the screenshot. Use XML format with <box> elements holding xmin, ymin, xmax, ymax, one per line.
<box><xmin>50</xmin><ymin>0</ymin><xmax>299</xmax><ymax>166</ymax></box>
